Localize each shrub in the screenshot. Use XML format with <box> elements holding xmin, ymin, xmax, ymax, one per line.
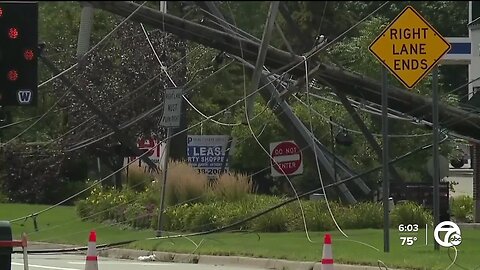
<box><xmin>216</xmin><ymin>199</ymin><xmax>253</xmax><ymax>230</ymax></box>
<box><xmin>161</xmin><ymin>161</ymin><xmax>209</xmax><ymax>206</ymax></box>
<box><xmin>322</xmin><ymin>201</ymin><xmax>382</xmax><ymax>230</ymax></box>
<box><xmin>76</xmin><ymin>186</ymin><xmax>136</xmax><ymax>222</ymax></box>
<box><xmin>75</xmin><ymin>199</ymin><xmax>91</xmax><ymax>220</ymax></box>
<box><xmin>163</xmin><ymin>195</ymin><xmax>287</xmax><ymax>232</ymax></box>
<box><xmin>212</xmin><ymin>172</ymin><xmax>255</xmax><ymax>202</ymax></box>
<box><xmin>0</xmin><ymin>190</ymin><xmax>9</xmax><ymax>203</ymax></box>
<box><xmin>189</xmin><ymin>203</ymin><xmax>219</xmax><ymax>231</ymax></box>
<box><xmin>248</xmin><ymin>195</ymin><xmax>292</xmax><ymax>232</ymax></box>
<box><xmin>78</xmin><ymin>185</ymin><xmax>430</xmax><ymax>233</ymax></box>
<box><xmin>164</xmin><ymin>202</ymin><xmax>221</xmax><ymax>232</ymax></box>
<box><xmin>451</xmin><ymin>195</ymin><xmax>473</xmax><ymax>222</ymax></box>
<box><xmin>138</xmin><ymin>186</ymin><xmax>161</xmax><ymax>207</ymax></box>
<box><xmin>126</xmin><ymin>166</ymin><xmax>154</xmax><ymax>192</ymax></box>
<box><xmin>251</xmin><ymin>208</ymin><xmax>289</xmax><ymax>232</ymax></box>
<box><xmin>350</xmin><ymin>201</ymin><xmax>383</xmax><ymax>229</ymax></box>
<box><xmin>287</xmin><ymin>199</ymin><xmax>334</xmax><ymax>231</ymax></box>
<box><xmin>123</xmin><ymin>202</ymin><xmax>154</xmax><ymax>229</ymax></box>
<box><xmin>0</xmin><ymin>144</ymin><xmax>90</xmax><ymax>204</ymax></box>
<box><xmin>390</xmin><ymin>201</ymin><xmax>433</xmax><ymax>227</ymax></box>
<box><xmin>330</xmin><ymin>203</ymin><xmax>357</xmax><ymax>229</ymax></box>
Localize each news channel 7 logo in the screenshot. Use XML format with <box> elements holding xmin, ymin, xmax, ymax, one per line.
<box><xmin>434</xmin><ymin>221</ymin><xmax>462</xmax><ymax>247</ymax></box>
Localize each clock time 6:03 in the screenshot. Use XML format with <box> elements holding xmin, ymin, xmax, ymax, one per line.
<box><xmin>398</xmin><ymin>224</ymin><xmax>419</xmax><ymax>232</ymax></box>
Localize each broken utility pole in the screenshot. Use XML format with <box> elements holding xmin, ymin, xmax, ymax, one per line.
<box><xmin>83</xmin><ymin>1</ymin><xmax>480</xmax><ymax>143</ymax></box>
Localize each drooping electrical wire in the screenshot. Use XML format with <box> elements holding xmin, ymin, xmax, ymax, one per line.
<box><xmin>302</xmin><ymin>56</ymin><xmax>348</xmax><ymax>238</ymax></box>
<box><xmin>294</xmin><ymin>94</ymin><xmax>433</xmax><ymax>138</ymax></box>
<box><xmin>1</xmin><ymin>1</ymin><xmax>151</xmax><ymax>148</ymax></box>
<box><xmin>37</xmin><ymin>1</ymin><xmax>149</xmax><ymax>89</ymax></box>
<box><xmin>223</xmin><ymin>2</ymin><xmax>316</xmax><ymax>244</ymax></box>
<box><xmin>9</xmin><ymin>59</ymin><xmax>292</xmax><ymax>223</ymax></box>
<box><xmin>14</xmin><ymin>131</ymin><xmax>448</xmax><ymax>254</ymax></box>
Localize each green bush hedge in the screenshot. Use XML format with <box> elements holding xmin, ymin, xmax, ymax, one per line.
<box><xmin>451</xmin><ymin>195</ymin><xmax>473</xmax><ymax>222</ymax></box>
<box><xmin>76</xmin><ymin>187</ymin><xmax>434</xmax><ymax>232</ymax></box>
<box><xmin>390</xmin><ymin>201</ymin><xmax>433</xmax><ymax>227</ymax></box>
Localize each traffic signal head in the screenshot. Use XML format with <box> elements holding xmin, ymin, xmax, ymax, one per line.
<box><xmin>0</xmin><ymin>2</ymin><xmax>38</xmax><ymax>106</ymax></box>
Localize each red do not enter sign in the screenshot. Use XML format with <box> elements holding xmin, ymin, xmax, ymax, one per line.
<box><xmin>270</xmin><ymin>140</ymin><xmax>303</xmax><ymax>177</ymax></box>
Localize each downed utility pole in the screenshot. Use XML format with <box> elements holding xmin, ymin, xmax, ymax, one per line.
<box><xmin>195</xmin><ymin>1</ymin><xmax>369</xmax><ymax>202</ymax></box>
<box><xmin>83</xmin><ymin>1</ymin><xmax>306</xmax><ymax>76</ymax></box>
<box><xmin>246</xmin><ymin>1</ymin><xmax>279</xmax><ymax>121</ymax></box>
<box><xmin>332</xmin><ymin>86</ymin><xmax>404</xmax><ymax>183</ymax></box>
<box><xmin>83</xmin><ymin>1</ymin><xmax>480</xmax><ymax>143</ymax></box>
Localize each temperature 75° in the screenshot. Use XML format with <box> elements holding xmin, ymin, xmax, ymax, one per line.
<box><xmin>400</xmin><ymin>236</ymin><xmax>417</xmax><ymax>246</ymax></box>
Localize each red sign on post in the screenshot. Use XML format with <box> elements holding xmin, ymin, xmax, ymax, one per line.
<box><xmin>124</xmin><ymin>138</ymin><xmax>165</xmax><ymax>169</ymax></box>
<box><xmin>270</xmin><ymin>140</ymin><xmax>303</xmax><ymax>177</ymax></box>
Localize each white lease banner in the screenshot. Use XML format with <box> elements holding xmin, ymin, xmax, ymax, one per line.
<box><xmin>160</xmin><ymin>88</ymin><xmax>183</xmax><ymax>128</ymax></box>
<box><xmin>187</xmin><ymin>135</ymin><xmax>234</xmax><ymax>176</ymax></box>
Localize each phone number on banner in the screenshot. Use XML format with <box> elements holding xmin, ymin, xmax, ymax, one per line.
<box><xmin>197</xmin><ymin>168</ymin><xmax>229</xmax><ymax>175</ymax></box>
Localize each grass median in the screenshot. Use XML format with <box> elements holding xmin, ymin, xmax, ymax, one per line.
<box><xmin>0</xmin><ymin>203</ymin><xmax>152</xmax><ymax>245</ymax></box>
<box><xmin>130</xmin><ymin>229</ymin><xmax>479</xmax><ymax>270</ymax></box>
<box><xmin>1</xmin><ymin>203</ymin><xmax>478</xmax><ymax>269</ymax></box>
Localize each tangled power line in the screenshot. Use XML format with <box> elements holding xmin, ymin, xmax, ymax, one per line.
<box><xmin>3</xmin><ymin>2</ymin><xmax>477</xmax><ymax>269</ymax></box>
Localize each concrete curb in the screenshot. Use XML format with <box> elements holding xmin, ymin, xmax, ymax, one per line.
<box><xmin>28</xmin><ymin>241</ymin><xmax>399</xmax><ymax>270</ymax></box>
<box><xmin>98</xmin><ymin>247</ymin><xmax>396</xmax><ymax>270</ymax></box>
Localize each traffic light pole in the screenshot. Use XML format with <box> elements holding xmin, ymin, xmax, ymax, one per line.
<box><xmin>0</xmin><ymin>2</ymin><xmax>38</xmax><ymax>107</ymax></box>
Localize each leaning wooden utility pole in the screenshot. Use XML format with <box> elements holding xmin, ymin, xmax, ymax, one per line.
<box><xmin>194</xmin><ymin>1</ymin><xmax>367</xmax><ymax>202</ymax></box>
<box><xmin>246</xmin><ymin>1</ymin><xmax>279</xmax><ymax>121</ymax></box>
<box><xmin>84</xmin><ymin>1</ymin><xmax>480</xmax><ymax>143</ymax></box>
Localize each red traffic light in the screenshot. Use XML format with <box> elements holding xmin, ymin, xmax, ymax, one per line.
<box><xmin>7</xmin><ymin>70</ymin><xmax>18</xmax><ymax>81</ymax></box>
<box><xmin>0</xmin><ymin>7</ymin><xmax>3</xmax><ymax>18</ymax></box>
<box><xmin>8</xmin><ymin>27</ymin><xmax>18</xmax><ymax>39</ymax></box>
<box><xmin>24</xmin><ymin>49</ymin><xmax>34</xmax><ymax>61</ymax></box>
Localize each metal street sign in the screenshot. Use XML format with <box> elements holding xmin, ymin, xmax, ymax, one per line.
<box><xmin>270</xmin><ymin>140</ymin><xmax>303</xmax><ymax>177</ymax></box>
<box><xmin>369</xmin><ymin>5</ymin><xmax>451</xmax><ymax>89</ymax></box>
<box><xmin>124</xmin><ymin>137</ymin><xmax>166</xmax><ymax>169</ymax></box>
<box><xmin>160</xmin><ymin>87</ymin><xmax>183</xmax><ymax>127</ymax></box>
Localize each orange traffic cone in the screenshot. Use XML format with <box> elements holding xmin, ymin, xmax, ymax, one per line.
<box><xmin>85</xmin><ymin>230</ymin><xmax>98</xmax><ymax>270</ymax></box>
<box><xmin>321</xmin><ymin>233</ymin><xmax>334</xmax><ymax>270</ymax></box>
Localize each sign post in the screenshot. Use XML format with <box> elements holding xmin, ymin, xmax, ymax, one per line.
<box><xmin>156</xmin><ymin>87</ymin><xmax>183</xmax><ymax>237</ymax></box>
<box><xmin>269</xmin><ymin>141</ymin><xmax>303</xmax><ymax>177</ymax></box>
<box><xmin>381</xmin><ymin>66</ymin><xmax>390</xmax><ymax>253</ymax></box>
<box><xmin>432</xmin><ymin>66</ymin><xmax>440</xmax><ymax>251</ymax></box>
<box><xmin>369</xmin><ymin>5</ymin><xmax>451</xmax><ymax>252</ymax></box>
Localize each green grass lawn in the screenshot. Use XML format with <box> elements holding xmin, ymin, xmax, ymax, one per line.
<box><xmin>0</xmin><ymin>203</ymin><xmax>152</xmax><ymax>245</ymax></box>
<box><xmin>131</xmin><ymin>229</ymin><xmax>480</xmax><ymax>270</ymax></box>
<box><xmin>1</xmin><ymin>203</ymin><xmax>479</xmax><ymax>270</ymax></box>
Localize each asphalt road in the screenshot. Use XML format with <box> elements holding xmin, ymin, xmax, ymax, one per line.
<box><xmin>11</xmin><ymin>254</ymin><xmax>265</xmax><ymax>270</ymax></box>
